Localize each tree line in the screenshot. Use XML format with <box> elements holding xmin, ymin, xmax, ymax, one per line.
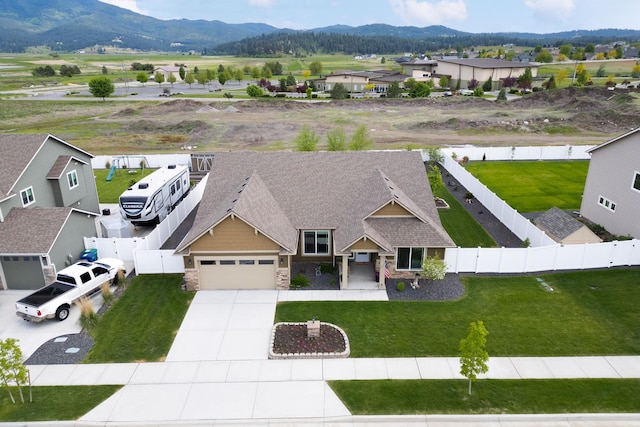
<box><xmin>206</xmin><ymin>31</ymin><xmax>640</xmax><ymax>57</ymax></box>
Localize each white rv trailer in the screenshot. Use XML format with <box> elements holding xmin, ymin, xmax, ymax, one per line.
<box><xmin>119</xmin><ymin>164</ymin><xmax>190</xmax><ymax>225</ymax></box>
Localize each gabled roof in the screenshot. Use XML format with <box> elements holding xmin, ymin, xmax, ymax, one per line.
<box><xmin>586</xmin><ymin>127</ymin><xmax>640</xmax><ymax>154</ymax></box>
<box><xmin>0</xmin><ymin>207</ymin><xmax>96</xmax><ymax>254</ymax></box>
<box><xmin>46</xmin><ymin>155</ymin><xmax>88</xmax><ymax>179</ymax></box>
<box><xmin>534</xmin><ymin>207</ymin><xmax>585</xmax><ymax>240</ymax></box>
<box><xmin>176</xmin><ymin>151</ymin><xmax>454</xmax><ymax>254</ymax></box>
<box><xmin>0</xmin><ymin>134</ymin><xmax>93</xmax><ymax>197</ymax></box>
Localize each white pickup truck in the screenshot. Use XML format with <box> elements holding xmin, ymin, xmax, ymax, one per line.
<box><xmin>15</xmin><ymin>258</ymin><xmax>125</xmax><ymax>322</ymax></box>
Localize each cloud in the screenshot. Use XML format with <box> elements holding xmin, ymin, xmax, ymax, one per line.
<box><xmin>249</xmin><ymin>0</ymin><xmax>275</xmax><ymax>6</ymax></box>
<box><xmin>524</xmin><ymin>0</ymin><xmax>575</xmax><ymax>14</ymax></box>
<box><xmin>389</xmin><ymin>0</ymin><xmax>467</xmax><ymax>26</ymax></box>
<box><xmin>98</xmin><ymin>0</ymin><xmax>143</xmax><ymax>13</ymax></box>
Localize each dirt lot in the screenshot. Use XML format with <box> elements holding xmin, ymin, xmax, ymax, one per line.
<box><xmin>13</xmin><ymin>86</ymin><xmax>640</xmax><ymax>153</ymax></box>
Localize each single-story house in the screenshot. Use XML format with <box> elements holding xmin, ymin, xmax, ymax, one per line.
<box><xmin>534</xmin><ymin>207</ymin><xmax>601</xmax><ymax>244</ymax></box>
<box><xmin>176</xmin><ymin>151</ymin><xmax>454</xmax><ymax>290</ymax></box>
<box><xmin>580</xmin><ymin>128</ymin><xmax>640</xmax><ymax>239</ymax></box>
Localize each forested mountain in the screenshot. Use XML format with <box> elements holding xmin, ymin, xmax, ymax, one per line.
<box><xmin>0</xmin><ymin>0</ymin><xmax>638</xmax><ymax>54</ymax></box>
<box><xmin>208</xmin><ymin>30</ymin><xmax>640</xmax><ymax>56</ymax></box>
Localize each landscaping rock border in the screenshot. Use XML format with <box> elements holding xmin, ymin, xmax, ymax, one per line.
<box><xmin>268</xmin><ymin>322</ymin><xmax>350</xmax><ymax>359</ymax></box>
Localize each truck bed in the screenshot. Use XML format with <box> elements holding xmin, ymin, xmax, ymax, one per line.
<box><xmin>17</xmin><ymin>282</ymin><xmax>74</xmax><ymax>307</ymax></box>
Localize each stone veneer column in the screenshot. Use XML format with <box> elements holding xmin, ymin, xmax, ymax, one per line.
<box><xmin>183</xmin><ymin>268</ymin><xmax>199</xmax><ymax>291</ymax></box>
<box><xmin>43</xmin><ymin>265</ymin><xmax>57</xmax><ymax>285</ymax></box>
<box><xmin>276</xmin><ymin>268</ymin><xmax>290</xmax><ymax>290</ymax></box>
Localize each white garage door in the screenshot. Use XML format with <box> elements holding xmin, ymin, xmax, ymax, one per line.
<box><xmin>198</xmin><ymin>256</ymin><xmax>278</xmax><ymax>290</ymax></box>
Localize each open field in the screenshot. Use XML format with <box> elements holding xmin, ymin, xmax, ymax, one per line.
<box><xmin>464</xmin><ymin>160</ymin><xmax>589</xmax><ymax>212</ymax></box>
<box><xmin>2</xmin><ymin>52</ymin><xmax>640</xmax><ymax>154</ymax></box>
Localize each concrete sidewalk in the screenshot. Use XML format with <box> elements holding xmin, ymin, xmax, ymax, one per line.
<box><xmin>6</xmin><ymin>289</ymin><xmax>640</xmax><ymax>426</ymax></box>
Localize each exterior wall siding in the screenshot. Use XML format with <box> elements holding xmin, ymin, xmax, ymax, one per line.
<box><xmin>580</xmin><ymin>134</ymin><xmax>640</xmax><ymax>239</ymax></box>
<box><xmin>49</xmin><ymin>213</ymin><xmax>98</xmax><ymax>273</ymax></box>
<box><xmin>349</xmin><ymin>238</ymin><xmax>380</xmax><ymax>251</ymax></box>
<box><xmin>371</xmin><ymin>203</ymin><xmax>412</xmax><ymax>216</ymax></box>
<box><xmin>189</xmin><ymin>216</ymin><xmax>281</xmax><ymax>252</ymax></box>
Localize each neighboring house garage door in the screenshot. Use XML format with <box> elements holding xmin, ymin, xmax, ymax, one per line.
<box><xmin>1</xmin><ymin>256</ymin><xmax>45</xmax><ymax>290</ymax></box>
<box><xmin>198</xmin><ymin>256</ymin><xmax>278</xmax><ymax>290</ymax></box>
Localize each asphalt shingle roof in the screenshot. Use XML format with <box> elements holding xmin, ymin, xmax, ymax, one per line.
<box><xmin>534</xmin><ymin>207</ymin><xmax>584</xmax><ymax>240</ymax></box>
<box><xmin>177</xmin><ymin>151</ymin><xmax>454</xmax><ymax>254</ymax></box>
<box><xmin>0</xmin><ymin>207</ymin><xmax>74</xmax><ymax>254</ymax></box>
<box><xmin>0</xmin><ymin>134</ymin><xmax>48</xmax><ymax>197</ymax></box>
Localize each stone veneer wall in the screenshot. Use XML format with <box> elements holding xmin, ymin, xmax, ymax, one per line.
<box><xmin>43</xmin><ymin>265</ymin><xmax>57</xmax><ymax>285</ymax></box>
<box><xmin>276</xmin><ymin>268</ymin><xmax>290</xmax><ymax>290</ymax></box>
<box><xmin>183</xmin><ymin>268</ymin><xmax>200</xmax><ymax>291</ymax></box>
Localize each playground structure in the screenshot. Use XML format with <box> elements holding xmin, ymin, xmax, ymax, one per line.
<box><xmin>105</xmin><ymin>155</ymin><xmax>149</xmax><ymax>181</ymax></box>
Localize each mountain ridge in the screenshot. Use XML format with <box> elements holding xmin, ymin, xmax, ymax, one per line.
<box><xmin>0</xmin><ymin>0</ymin><xmax>637</xmax><ymax>53</ymax></box>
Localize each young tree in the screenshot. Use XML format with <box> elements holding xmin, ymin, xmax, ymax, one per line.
<box><xmin>330</xmin><ymin>82</ymin><xmax>348</xmax><ymax>99</ymax></box>
<box><xmin>482</xmin><ymin>77</ymin><xmax>493</xmax><ymax>92</ymax></box>
<box><xmin>387</xmin><ymin>81</ymin><xmax>402</xmax><ymax>98</ymax></box>
<box><xmin>136</xmin><ymin>72</ymin><xmax>149</xmax><ymax>86</ymax></box>
<box><xmin>517</xmin><ymin>67</ymin><xmax>533</xmax><ymax>90</ymax></box>
<box><xmin>293</xmin><ymin>126</ymin><xmax>319</xmax><ymax>151</ymax></box>
<box><xmin>167</xmin><ymin>72</ymin><xmax>177</xmax><ymax>86</ymax></box>
<box><xmin>326</xmin><ymin>127</ymin><xmax>346</xmax><ymax>151</ymax></box>
<box><xmin>543</xmin><ymin>74</ymin><xmax>557</xmax><ymax>90</ymax></box>
<box><xmin>473</xmin><ymin>87</ymin><xmax>484</xmax><ymax>97</ymax></box>
<box><xmin>0</xmin><ymin>338</ymin><xmax>30</xmax><ymax>404</ymax></box>
<box><xmin>555</xmin><ymin>69</ymin><xmax>568</xmax><ymax>85</ymax></box>
<box><xmin>349</xmin><ymin>125</ymin><xmax>372</xmax><ymax>151</ymax></box>
<box><xmin>426</xmin><ymin>146</ymin><xmax>444</xmax><ymax>163</ymax></box>
<box><xmin>88</xmin><ymin>76</ymin><xmax>115</xmax><ymax>101</ymax></box>
<box><xmin>286</xmin><ymin>73</ymin><xmax>297</xmax><ymax>86</ymax></box>
<box><xmin>246</xmin><ymin>84</ymin><xmax>263</xmax><ymax>97</ymax></box>
<box><xmin>459</xmin><ymin>320</ymin><xmax>489</xmax><ymax>395</ymax></box>
<box><xmin>309</xmin><ymin>61</ymin><xmax>323</xmax><ymax>76</ymax></box>
<box><xmin>496</xmin><ymin>88</ymin><xmax>507</xmax><ymax>101</ymax></box>
<box><xmin>251</xmin><ymin>66</ymin><xmax>262</xmax><ymax>81</ymax></box>
<box><xmin>154</xmin><ymin>71</ymin><xmax>165</xmax><ymax>86</ymax></box>
<box><xmin>439</xmin><ymin>75</ymin><xmax>450</xmax><ymax>89</ymax></box>
<box><xmin>467</xmin><ymin>78</ymin><xmax>479</xmax><ymax>90</ymax></box>
<box><xmin>596</xmin><ymin>64</ymin><xmax>606</xmax><ymax>78</ymax></box>
<box><xmin>279</xmin><ymin>77</ymin><xmax>288</xmax><ymax>92</ymax></box>
<box><xmin>234</xmin><ymin>68</ymin><xmax>244</xmax><ymax>84</ymax></box>
<box><xmin>196</xmin><ymin>70</ymin><xmax>209</xmax><ymax>87</ymax></box>
<box><xmin>632</xmin><ymin>63</ymin><xmax>640</xmax><ymax>79</ymax></box>
<box><xmin>178</xmin><ymin>65</ymin><xmax>185</xmax><ymax>80</ymax></box>
<box><xmin>101</xmin><ymin>65</ymin><xmax>108</xmax><ymax>75</ymax></box>
<box><xmin>218</xmin><ymin>71</ymin><xmax>228</xmax><ymax>85</ymax></box>
<box><xmin>184</xmin><ymin>72</ymin><xmax>195</xmax><ymax>88</ymax></box>
<box><xmin>409</xmin><ymin>81</ymin><xmax>430</xmax><ymax>98</ymax></box>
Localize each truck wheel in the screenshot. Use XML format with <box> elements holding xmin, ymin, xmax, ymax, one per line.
<box><xmin>56</xmin><ymin>305</ymin><xmax>70</xmax><ymax>321</ymax></box>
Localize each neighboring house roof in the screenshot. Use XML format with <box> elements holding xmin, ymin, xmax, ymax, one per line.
<box><xmin>0</xmin><ymin>134</ymin><xmax>93</xmax><ymax>198</ymax></box>
<box><xmin>176</xmin><ymin>151</ymin><xmax>454</xmax><ymax>254</ymax></box>
<box><xmin>46</xmin><ymin>155</ymin><xmax>88</xmax><ymax>179</ymax></box>
<box><xmin>437</xmin><ymin>58</ymin><xmax>538</xmax><ymax>69</ymax></box>
<box><xmin>534</xmin><ymin>207</ymin><xmax>585</xmax><ymax>241</ymax></box>
<box><xmin>586</xmin><ymin>127</ymin><xmax>640</xmax><ymax>154</ymax></box>
<box><xmin>0</xmin><ymin>207</ymin><xmax>96</xmax><ymax>254</ymax></box>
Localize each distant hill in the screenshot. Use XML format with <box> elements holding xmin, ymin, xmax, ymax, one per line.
<box><xmin>0</xmin><ymin>0</ymin><xmax>638</xmax><ymax>53</ymax></box>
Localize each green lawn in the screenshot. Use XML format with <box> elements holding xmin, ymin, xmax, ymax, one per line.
<box><xmin>275</xmin><ymin>268</ymin><xmax>640</xmax><ymax>357</ymax></box>
<box><xmin>0</xmin><ymin>386</ymin><xmax>121</xmax><ymax>421</ymax></box>
<box><xmin>464</xmin><ymin>160</ymin><xmax>589</xmax><ymax>212</ymax></box>
<box><xmin>329</xmin><ymin>379</ymin><xmax>640</xmax><ymax>415</ymax></box>
<box><xmin>83</xmin><ymin>274</ymin><xmax>193</xmax><ymax>363</ymax></box>
<box><xmin>94</xmin><ymin>167</ymin><xmax>156</xmax><ymax>203</ymax></box>
<box><xmin>434</xmin><ymin>187</ymin><xmax>497</xmax><ymax>247</ymax></box>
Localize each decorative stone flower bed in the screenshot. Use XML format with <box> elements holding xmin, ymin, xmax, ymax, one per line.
<box><xmin>269</xmin><ymin>322</ymin><xmax>350</xmax><ymax>359</ymax></box>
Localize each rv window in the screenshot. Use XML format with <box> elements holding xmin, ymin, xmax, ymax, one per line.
<box><xmin>171</xmin><ymin>184</ymin><xmax>176</xmax><ymax>195</ymax></box>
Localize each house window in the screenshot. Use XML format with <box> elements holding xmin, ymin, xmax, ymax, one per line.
<box><xmin>67</xmin><ymin>170</ymin><xmax>79</xmax><ymax>189</ymax></box>
<box><xmin>598</xmin><ymin>195</ymin><xmax>616</xmax><ymax>212</ymax></box>
<box><xmin>20</xmin><ymin>187</ymin><xmax>35</xmax><ymax>207</ymax></box>
<box><xmin>632</xmin><ymin>171</ymin><xmax>640</xmax><ymax>192</ymax></box>
<box><xmin>396</xmin><ymin>247</ymin><xmax>425</xmax><ymax>270</ymax></box>
<box><xmin>303</xmin><ymin>230</ymin><xmax>330</xmax><ymax>255</ymax></box>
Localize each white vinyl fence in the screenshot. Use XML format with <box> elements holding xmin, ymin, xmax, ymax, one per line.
<box><xmin>419</xmin><ymin>146</ymin><xmax>640</xmax><ymax>273</ymax></box>
<box><xmin>84</xmin><ymin>174</ymin><xmax>208</xmax><ymax>274</ymax></box>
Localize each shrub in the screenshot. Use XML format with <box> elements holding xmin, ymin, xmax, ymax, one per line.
<box><xmin>77</xmin><ymin>297</ymin><xmax>98</xmax><ymax>334</ymax></box>
<box><xmin>100</xmin><ymin>281</ymin><xmax>114</xmax><ymax>306</ymax></box>
<box><xmin>522</xmin><ymin>237</ymin><xmax>531</xmax><ymax>248</ymax></box>
<box><xmin>319</xmin><ymin>263</ymin><xmax>336</xmax><ymax>274</ymax></box>
<box><xmin>290</xmin><ymin>273</ymin><xmax>310</xmax><ymax>289</ymax></box>
<box><xmin>396</xmin><ymin>282</ymin><xmax>405</xmax><ymax>292</ymax></box>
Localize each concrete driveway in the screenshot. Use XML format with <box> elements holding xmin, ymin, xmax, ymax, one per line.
<box><xmin>0</xmin><ymin>289</ymin><xmax>103</xmax><ymax>359</ymax></box>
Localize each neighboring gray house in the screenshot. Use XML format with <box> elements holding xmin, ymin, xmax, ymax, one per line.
<box><xmin>580</xmin><ymin>128</ymin><xmax>640</xmax><ymax>239</ymax></box>
<box><xmin>0</xmin><ymin>134</ymin><xmax>100</xmax><ymax>290</ymax></box>
<box><xmin>534</xmin><ymin>207</ymin><xmax>601</xmax><ymax>244</ymax></box>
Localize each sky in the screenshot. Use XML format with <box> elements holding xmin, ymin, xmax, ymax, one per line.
<box><xmin>98</xmin><ymin>0</ymin><xmax>639</xmax><ymax>34</ymax></box>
